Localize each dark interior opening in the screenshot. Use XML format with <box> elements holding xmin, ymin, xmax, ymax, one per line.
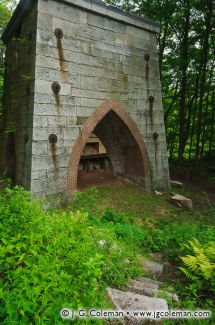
<box><xmin>77</xmin><ymin>110</ymin><xmax>145</xmax><ymax>188</ymax></box>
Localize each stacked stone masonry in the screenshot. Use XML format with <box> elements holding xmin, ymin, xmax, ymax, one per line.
<box><xmin>1</xmin><ymin>0</ymin><xmax>170</xmax><ymax>197</ymax></box>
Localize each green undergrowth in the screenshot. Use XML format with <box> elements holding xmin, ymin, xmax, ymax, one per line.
<box><xmin>1</xmin><ymin>184</ymin><xmax>215</xmax><ymax>324</ymax></box>
<box><xmin>0</xmin><ymin>186</ymin><xmax>143</xmax><ymax>324</ymax></box>
<box><xmin>71</xmin><ymin>186</ymin><xmax>215</xmax><ymax>323</ymax></box>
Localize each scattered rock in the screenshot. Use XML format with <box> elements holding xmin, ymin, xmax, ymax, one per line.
<box><xmin>175</xmin><ymin>201</ymin><xmax>183</xmax><ymax>208</ymax></box>
<box><xmin>155</xmin><ymin>190</ymin><xmax>163</xmax><ymax>196</ymax></box>
<box><xmin>172</xmin><ymin>293</ymin><xmax>179</xmax><ymax>302</ymax></box>
<box><xmin>98</xmin><ymin>240</ymin><xmax>106</xmax><ymax>248</ymax></box>
<box><xmin>170</xmin><ymin>180</ymin><xmax>183</xmax><ymax>188</ymax></box>
<box><xmin>119</xmin><ymin>176</ymin><xmax>135</xmax><ymax>184</ymax></box>
<box><xmin>111</xmin><ymin>242</ymin><xmax>120</xmax><ymax>250</ymax></box>
<box><xmin>107</xmin><ymin>288</ymin><xmax>168</xmax><ymax>322</ymax></box>
<box><xmin>138</xmin><ymin>277</ymin><xmax>164</xmax><ymax>288</ymax></box>
<box><xmin>170</xmin><ymin>194</ymin><xmax>193</xmax><ymax>209</ymax></box>
<box><xmin>128</xmin><ymin>279</ymin><xmax>159</xmax><ymax>297</ymax></box>
<box><xmin>150</xmin><ymin>252</ymin><xmax>164</xmax><ymax>261</ymax></box>
<box><xmin>160</xmin><ymin>291</ymin><xmax>179</xmax><ymax>302</ymax></box>
<box><xmin>163</xmin><ymin>261</ymin><xmax>172</xmax><ymax>268</ymax></box>
<box><xmin>128</xmin><ymin>280</ymin><xmax>179</xmax><ymax>302</ymax></box>
<box><xmin>142</xmin><ymin>259</ymin><xmax>164</xmax><ymax>276</ymax></box>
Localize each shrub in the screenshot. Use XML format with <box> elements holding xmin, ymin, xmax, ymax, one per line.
<box><xmin>0</xmin><ymin>187</ymin><xmax>142</xmax><ymax>324</ymax></box>
<box><xmin>114</xmin><ymin>223</ymin><xmax>145</xmax><ymax>246</ymax></box>
<box><xmin>142</xmin><ymin>219</ymin><xmax>215</xmax><ymax>259</ymax></box>
<box><xmin>208</xmin><ymin>176</ymin><xmax>215</xmax><ymax>185</ymax></box>
<box><xmin>71</xmin><ymin>187</ymin><xmax>100</xmax><ymax>214</ymax></box>
<box><xmin>0</xmin><ymin>188</ymin><xmax>105</xmax><ymax>323</ymax></box>
<box><xmin>102</xmin><ymin>208</ymin><xmax>124</xmax><ymax>223</ymax></box>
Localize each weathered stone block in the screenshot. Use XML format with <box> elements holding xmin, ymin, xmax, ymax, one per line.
<box><xmin>107</xmin><ymin>288</ymin><xmax>168</xmax><ymax>318</ymax></box>
<box><xmin>63</xmin><ymin>126</ymin><xmax>80</xmax><ymax>140</ymax></box>
<box><xmin>33</xmin><ymin>115</ymin><xmax>47</xmax><ymax>127</ymax></box>
<box><xmin>32</xmin><ymin>141</ymin><xmax>48</xmax><ymax>155</ymax></box>
<box><xmin>47</xmin><ymin>116</ymin><xmax>67</xmax><ymax>126</ymax></box>
<box><xmin>142</xmin><ymin>259</ymin><xmax>164</xmax><ymax>276</ymax></box>
<box><xmin>37</xmin><ymin>12</ymin><xmax>53</xmax><ymax>31</ymax></box>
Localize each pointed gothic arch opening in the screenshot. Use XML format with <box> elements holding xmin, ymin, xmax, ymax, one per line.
<box><xmin>67</xmin><ymin>100</ymin><xmax>150</xmax><ymax>191</ymax></box>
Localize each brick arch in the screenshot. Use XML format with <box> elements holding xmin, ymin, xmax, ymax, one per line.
<box><xmin>67</xmin><ymin>99</ymin><xmax>149</xmax><ymax>190</ymax></box>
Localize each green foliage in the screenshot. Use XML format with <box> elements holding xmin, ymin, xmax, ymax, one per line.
<box><xmin>71</xmin><ymin>185</ymin><xmax>215</xmax><ymax>322</ymax></box>
<box><xmin>20</xmin><ymin>74</ymin><xmax>34</xmax><ymax>82</ymax></box>
<box><xmin>72</xmin><ymin>189</ymin><xmax>147</xmax><ymax>247</ymax></box>
<box><xmin>208</xmin><ymin>176</ymin><xmax>215</xmax><ymax>185</ymax></box>
<box><xmin>142</xmin><ymin>219</ymin><xmax>215</xmax><ymax>259</ymax></box>
<box><xmin>0</xmin><ymin>183</ymin><xmax>214</xmax><ymax>323</ymax></box>
<box><xmin>114</xmin><ymin>223</ymin><xmax>145</xmax><ymax>246</ymax></box>
<box><xmin>72</xmin><ymin>187</ymin><xmax>101</xmax><ymax>214</ymax></box>
<box><xmin>69</xmin><ymin>185</ymin><xmax>215</xmax><ymax>324</ymax></box>
<box><xmin>0</xmin><ymin>1</ymin><xmax>17</xmax><ymax>117</ymax></box>
<box><xmin>0</xmin><ymin>2</ymin><xmax>12</xmax><ymax>33</ymax></box>
<box><xmin>4</xmin><ymin>122</ymin><xmax>15</xmax><ymax>133</ymax></box>
<box><xmin>71</xmin><ymin>185</ymin><xmax>215</xmax><ymax>259</ymax></box>
<box><xmin>0</xmin><ymin>186</ymin><xmax>143</xmax><ymax>324</ymax></box>
<box><xmin>102</xmin><ymin>207</ymin><xmax>125</xmax><ymax>223</ymax></box>
<box><xmin>179</xmin><ymin>239</ymin><xmax>215</xmax><ymax>294</ymax></box>
<box><xmin>176</xmin><ymin>239</ymin><xmax>215</xmax><ymax>321</ymax></box>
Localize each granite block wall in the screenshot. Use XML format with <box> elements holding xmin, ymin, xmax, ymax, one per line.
<box><xmin>1</xmin><ymin>0</ymin><xmax>170</xmax><ymax>197</ymax></box>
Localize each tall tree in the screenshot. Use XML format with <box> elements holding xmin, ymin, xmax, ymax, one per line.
<box><xmin>195</xmin><ymin>0</ymin><xmax>213</xmax><ymax>160</ymax></box>
<box><xmin>0</xmin><ymin>1</ymin><xmax>17</xmax><ymax>116</ymax></box>
<box><xmin>177</xmin><ymin>0</ymin><xmax>191</xmax><ymax>161</ymax></box>
<box><xmin>104</xmin><ymin>0</ymin><xmax>215</xmax><ymax>161</ymax></box>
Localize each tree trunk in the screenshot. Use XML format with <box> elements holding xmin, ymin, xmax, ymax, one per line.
<box><xmin>200</xmin><ymin>62</ymin><xmax>214</xmax><ymax>158</ymax></box>
<box><xmin>208</xmin><ymin>90</ymin><xmax>215</xmax><ymax>157</ymax></box>
<box><xmin>178</xmin><ymin>0</ymin><xmax>191</xmax><ymax>161</ymax></box>
<box><xmin>195</xmin><ymin>0</ymin><xmax>213</xmax><ymax>160</ymax></box>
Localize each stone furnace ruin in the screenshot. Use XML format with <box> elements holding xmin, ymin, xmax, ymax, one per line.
<box><xmin>0</xmin><ymin>0</ymin><xmax>169</xmax><ymax>197</ymax></box>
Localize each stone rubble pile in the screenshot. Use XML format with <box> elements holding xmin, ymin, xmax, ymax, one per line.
<box><xmin>108</xmin><ymin>258</ymin><xmax>179</xmax><ymax>324</ymax></box>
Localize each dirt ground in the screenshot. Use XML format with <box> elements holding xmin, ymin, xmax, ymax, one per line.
<box><xmin>77</xmin><ymin>170</ymin><xmax>134</xmax><ymax>189</ymax></box>
<box><xmin>170</xmin><ymin>167</ymin><xmax>215</xmax><ymax>201</ymax></box>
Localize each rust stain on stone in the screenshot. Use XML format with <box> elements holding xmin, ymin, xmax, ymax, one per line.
<box><xmin>57</xmin><ymin>39</ymin><xmax>66</xmax><ymax>70</ymax></box>
<box><xmin>144</xmin><ymin>54</ymin><xmax>150</xmax><ymax>80</ymax></box>
<box><xmin>153</xmin><ymin>134</ymin><xmax>158</xmax><ymax>169</ymax></box>
<box><xmin>57</xmin><ymin>39</ymin><xmax>68</xmax><ymax>82</ymax></box>
<box><xmin>51</xmin><ymin>81</ymin><xmax>61</xmax><ymax>113</ymax></box>
<box><xmin>54</xmin><ymin>93</ymin><xmax>61</xmax><ymax>113</ymax></box>
<box><xmin>149</xmin><ymin>96</ymin><xmax>154</xmax><ymax>125</ymax></box>
<box><xmin>117</xmin><ymin>62</ymin><xmax>128</xmax><ymax>82</ymax></box>
<box><xmin>149</xmin><ymin>103</ymin><xmax>153</xmax><ymax>125</ymax></box>
<box><xmin>154</xmin><ymin>141</ymin><xmax>158</xmax><ymax>169</ymax></box>
<box><xmin>50</xmin><ymin>142</ymin><xmax>58</xmax><ymax>175</ymax></box>
<box><xmin>117</xmin><ymin>72</ymin><xmax>128</xmax><ymax>82</ymax></box>
<box><xmin>146</xmin><ymin>63</ymin><xmax>149</xmax><ymax>80</ymax></box>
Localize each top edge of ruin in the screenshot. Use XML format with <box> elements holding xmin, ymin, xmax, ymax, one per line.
<box><xmin>2</xmin><ymin>0</ymin><xmax>160</xmax><ymax>43</ymax></box>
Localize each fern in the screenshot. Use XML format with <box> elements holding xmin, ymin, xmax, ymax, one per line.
<box><xmin>179</xmin><ymin>239</ymin><xmax>215</xmax><ymax>294</ymax></box>
<box><xmin>179</xmin><ymin>267</ymin><xmax>195</xmax><ymax>280</ymax></box>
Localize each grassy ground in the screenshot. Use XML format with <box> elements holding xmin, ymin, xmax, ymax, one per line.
<box><xmin>71</xmin><ymin>182</ymin><xmax>215</xmax><ymax>228</ymax></box>
<box><xmin>69</xmin><ymin>183</ymin><xmax>215</xmax><ymax>324</ymax></box>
